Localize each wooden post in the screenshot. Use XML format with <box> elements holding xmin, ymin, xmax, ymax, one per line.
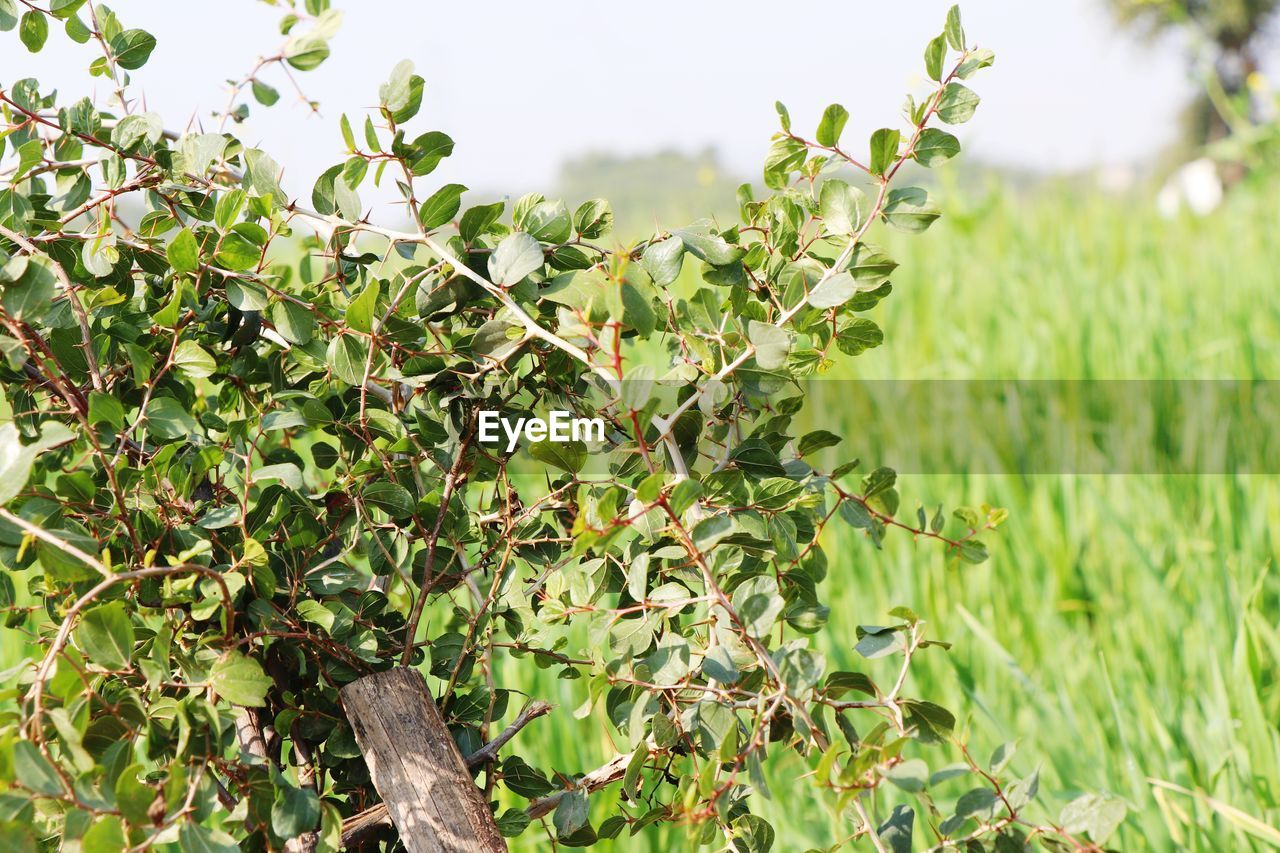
<box><xmin>341</xmin><ymin>668</ymin><xmax>506</xmax><ymax>852</ymax></box>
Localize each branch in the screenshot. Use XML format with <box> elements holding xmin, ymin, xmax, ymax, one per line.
<box><xmin>0</xmin><ymin>224</ymin><xmax>106</xmax><ymax>393</ymax></box>
<box><xmin>464</xmin><ymin>700</ymin><xmax>552</xmax><ymax>768</ymax></box>
<box><xmin>338</xmin><ymin>700</ymin><xmax>554</xmax><ymax>846</ymax></box>
<box><xmin>21</xmin><ymin>560</ymin><xmax>235</xmax><ymax>743</ymax></box>
<box><xmin>526</xmin><ymin>749</ymin><xmax>633</xmax><ymax>820</ymax></box>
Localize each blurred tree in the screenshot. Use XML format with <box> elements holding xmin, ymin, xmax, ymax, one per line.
<box><xmin>1109</xmin><ymin>0</ymin><xmax>1278</xmax><ymax>150</ymax></box>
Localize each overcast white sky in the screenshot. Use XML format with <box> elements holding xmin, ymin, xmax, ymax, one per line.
<box><xmin>4</xmin><ymin>0</ymin><xmax>1196</xmax><ymax>198</ymax></box>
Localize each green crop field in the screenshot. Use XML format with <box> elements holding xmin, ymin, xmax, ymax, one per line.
<box><xmin>492</xmin><ymin>175</ymin><xmax>1280</xmax><ymax>850</ymax></box>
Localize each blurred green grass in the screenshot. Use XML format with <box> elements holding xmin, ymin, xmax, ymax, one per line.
<box><xmin>499</xmin><ymin>175</ymin><xmax>1280</xmax><ymax>850</ymax></box>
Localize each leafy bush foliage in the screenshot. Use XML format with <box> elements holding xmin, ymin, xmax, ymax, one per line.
<box><xmin>0</xmin><ymin>1</ymin><xmax>1122</xmax><ymax>850</ymax></box>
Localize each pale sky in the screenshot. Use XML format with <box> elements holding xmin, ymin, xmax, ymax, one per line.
<box><xmin>3</xmin><ymin>0</ymin><xmax>1196</xmax><ymax>200</ymax></box>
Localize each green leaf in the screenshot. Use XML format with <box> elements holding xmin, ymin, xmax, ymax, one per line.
<box><xmin>502</xmin><ymin>756</ymin><xmax>555</xmax><ymax>798</ymax></box>
<box><xmin>936</xmin><ymin>82</ymin><xmax>980</xmax><ymax>124</ymax></box>
<box><xmin>748</xmin><ymin>321</ymin><xmax>790</xmax><ymax>370</ymax></box>
<box><xmin>178</xmin><ymin>133</ymin><xmax>228</xmax><ymax>177</ymax></box>
<box><xmin>669</xmin><ymin>479</ymin><xmax>702</xmax><ymax>516</ymax></box>
<box><xmin>954</xmin><ymin>787</ymin><xmax>998</xmax><ymax>820</ymax></box>
<box><xmin>808</xmin><ymin>272</ymin><xmax>857</xmax><ymax>309</ymax></box>
<box><xmin>528</xmin><ymin>439</ymin><xmax>587</xmax><ymax>474</ymax></box>
<box><xmin>272</xmin><ymin>781</ymin><xmax>320</xmax><ymax>839</ymax></box>
<box><xmin>81</xmin><ymin>239</ymin><xmax>116</xmax><ymax>277</ymax></box>
<box><xmin>881</xmin><ymin>187</ymin><xmax>941</xmax><ymax>233</ymax></box>
<box><xmin>110</xmin><ymin>29</ymin><xmax>157</xmax><ymax>69</ymax></box>
<box><xmin>88</xmin><ymin>391</ymin><xmax>124</xmax><ymax>430</ymax></box>
<box><xmin>776</xmin><ymin>645</ymin><xmax>823</xmax><ymax>694</ymax></box>
<box><xmin>383</xmin><ymin>69</ymin><xmax>423</xmax><ymax>122</ymax></box>
<box><xmin>0</xmin><ymin>0</ymin><xmax>18</xmax><ymax>31</ymax></box>
<box><xmin>215</xmin><ymin>227</ymin><xmax>266</xmax><ymax>272</ymax></box>
<box><xmin>1059</xmin><ymin>793</ymin><xmax>1127</xmax><ymax>844</ymax></box>
<box><xmin>496</xmin><ymin>809</ymin><xmax>531</xmax><ymax>838</ymax></box>
<box><xmin>913</xmin><ymin>128</ymin><xmax>960</xmax><ymax>167</ymax></box>
<box><xmin>379</xmin><ymin>59</ymin><xmax>415</xmax><ymax>111</ymax></box>
<box><xmin>798</xmin><ymin>430</ymin><xmax>841</xmax><ymax>456</ymax></box>
<box><xmin>622</xmin><ymin>741</ymin><xmax>649</xmax><ymax>798</ymax></box>
<box><xmin>989</xmin><ymin>741</ymin><xmax>1016</xmax><ymax>774</ymax></box>
<box><xmin>820</xmin><ymin>179</ymin><xmax>866</xmax><ymax>236</ymax></box>
<box><xmin>955</xmin><ymin>48</ymin><xmax>995</xmax><ymax>79</ymax></box>
<box><xmin>732</xmin><ymin>575</ymin><xmax>784</xmax><ymax>639</ymax></box>
<box><xmin>285</xmin><ymin>33</ymin><xmax>329</xmax><ymax>70</ymax></box>
<box><xmin>692</xmin><ymin>515</ymin><xmax>732</xmax><ymax>551</ymax></box>
<box><xmin>945</xmin><ymin>5</ymin><xmax>965</xmax><ymax>50</ymax></box>
<box><xmin>574</xmin><ymin>198</ymin><xmax>613</xmax><ymax>239</ymax></box>
<box><xmin>243</xmin><ymin>148</ymin><xmax>287</xmax><ymax>205</ymax></box>
<box><xmin>763</xmin><ymin>136</ymin><xmax>806</xmax><ymax>189</ymax></box>
<box><xmin>924</xmin><ymin>33</ymin><xmax>947</xmax><ymax>81</ymax></box>
<box><xmin>178</xmin><ymin>821</ymin><xmax>240</xmax><ymax>853</ymax></box>
<box><xmin>459</xmin><ymin>201</ymin><xmax>504</xmax><ymax>242</ymax></box>
<box><xmin>418</xmin><ymin>183</ymin><xmax>466</xmax><ymax>230</ymax></box>
<box><xmin>642</xmin><ymin>236</ymin><xmax>684</xmax><ymax>286</ymax></box>
<box><xmin>731</xmin><ymin>814</ymin><xmax>775</xmax><ymax>853</ymax></box>
<box><xmin>525</xmin><ymin>200</ymin><xmax>572</xmax><ymax>243</ymax></box>
<box><xmin>816</xmin><ymin>103</ymin><xmax>849</xmax><ymax>148</ymax></box>
<box><xmin>0</xmin><ymin>420</ymin><xmax>73</xmax><ymax>505</ymax></box>
<box><xmin>19</xmin><ymin>10</ymin><xmax>47</xmax><ymax>51</ymax></box>
<box><xmin>251</xmin><ymin>79</ymin><xmax>279</xmax><ymax>106</ymax></box>
<box><xmin>405</xmin><ymin>130</ymin><xmax>454</xmax><ymax>176</ymax></box>
<box><xmin>167</xmin><ymin>228</ymin><xmax>199</xmax><ymax>275</ymax></box>
<box><xmin>362</xmin><ymin>480</ymin><xmax>415</xmax><ymax>518</ymax></box>
<box><xmin>345</xmin><ymin>278</ymin><xmax>380</xmax><ymax>334</ymax></box>
<box><xmin>730</xmin><ymin>439</ymin><xmax>786</xmax><ymax>477</ymax></box>
<box><xmin>846</xmin><ymin>242</ymin><xmax>898</xmax><ymax>287</ymax></box>
<box><xmin>326</xmin><ymin>334</ymin><xmax>367</xmax><ymax>384</ymax></box>
<box><xmin>1</xmin><ymin>258</ymin><xmax>57</xmax><ymax>320</ymax></box>
<box><xmin>172</xmin><ymin>340</ymin><xmax>216</xmax><ymax>379</ymax></box>
<box><xmin>670</xmin><ymin>228</ymin><xmax>743</xmax><ymax>266</ymax></box>
<box><xmin>645</xmin><ymin>634</ymin><xmax>690</xmax><ymax>687</ymax></box>
<box><xmin>226</xmin><ymin>279</ymin><xmax>268</xmax><ymax>311</ymax></box>
<box><xmin>13</xmin><ymin>740</ymin><xmax>63</xmax><ymax>794</ymax></box>
<box><xmin>880</xmin><ymin>758</ymin><xmax>931</xmax><ymax>788</ymax></box>
<box><xmin>111</xmin><ymin>112</ymin><xmax>162</xmax><ymax>149</ymax></box>
<box><xmin>75</xmin><ymin>601</ymin><xmax>135</xmax><ymax>670</ymax></box>
<box><xmin>877</xmin><ymin>805</ymin><xmax>914</xmax><ymax>853</ymax></box>
<box><xmin>81</xmin><ymin>816</ymin><xmax>125</xmax><ymax>853</ymax></box>
<box><xmin>270</xmin><ymin>299</ymin><xmax>314</xmax><ymax>344</ymax></box>
<box><xmin>775</xmin><ymin>100</ymin><xmax>791</xmax><ymax>131</ymax></box>
<box><xmin>210</xmin><ymin>651</ymin><xmax>272</xmax><ymax>706</ymax></box>
<box><xmin>956</xmin><ymin>539</ymin><xmax>989</xmax><ymax>563</ymax></box>
<box><xmin>143</xmin><ymin>397</ymin><xmax>199</xmax><ymax>441</ymax></box>
<box><xmin>553</xmin><ymin>789</ymin><xmax>589</xmax><ymax>838</ymax></box>
<box><xmin>488</xmin><ymin>232</ymin><xmax>544</xmax><ymax>286</ymax></box>
<box><xmin>869</xmin><ymin>128</ymin><xmax>901</xmax><ymax>176</ymax></box>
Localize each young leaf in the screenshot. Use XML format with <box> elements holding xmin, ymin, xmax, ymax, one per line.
<box><xmin>642</xmin><ymin>236</ymin><xmax>685</xmax><ymax>286</ymax></box>
<box><xmin>748</xmin><ymin>320</ymin><xmax>790</xmax><ymax>370</ymax></box>
<box><xmin>913</xmin><ymin>128</ymin><xmax>960</xmax><ymax>167</ymax></box>
<box><xmin>924</xmin><ymin>33</ymin><xmax>947</xmax><ymax>81</ymax></box>
<box><xmin>19</xmin><ymin>10</ymin><xmax>47</xmax><ymax>51</ymax></box>
<box><xmin>75</xmin><ymin>601</ymin><xmax>135</xmax><ymax>670</ymax></box>
<box><xmin>869</xmin><ymin>128</ymin><xmax>901</xmax><ymax>176</ymax></box>
<box><xmin>807</xmin><ymin>272</ymin><xmax>857</xmax><ymax>309</ymax></box>
<box><xmin>210</xmin><ymin>651</ymin><xmax>272</xmax><ymax>706</ymax></box>
<box><xmin>167</xmin><ymin>228</ymin><xmax>199</xmax><ymax>276</ymax></box>
<box><xmin>945</xmin><ymin>4</ymin><xmax>965</xmax><ymax>50</ymax></box>
<box><xmin>488</xmin><ymin>232</ymin><xmax>544</xmax><ymax>286</ymax></box>
<box><xmin>820</xmin><ymin>179</ymin><xmax>866</xmax><ymax>235</ymax></box>
<box><xmin>936</xmin><ymin>82</ymin><xmax>980</xmax><ymax>124</ymax></box>
<box><xmin>816</xmin><ymin>103</ymin><xmax>849</xmax><ymax>148</ymax></box>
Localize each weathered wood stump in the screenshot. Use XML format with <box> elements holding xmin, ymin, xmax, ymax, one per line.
<box><xmin>340</xmin><ymin>668</ymin><xmax>505</xmax><ymax>852</ymax></box>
